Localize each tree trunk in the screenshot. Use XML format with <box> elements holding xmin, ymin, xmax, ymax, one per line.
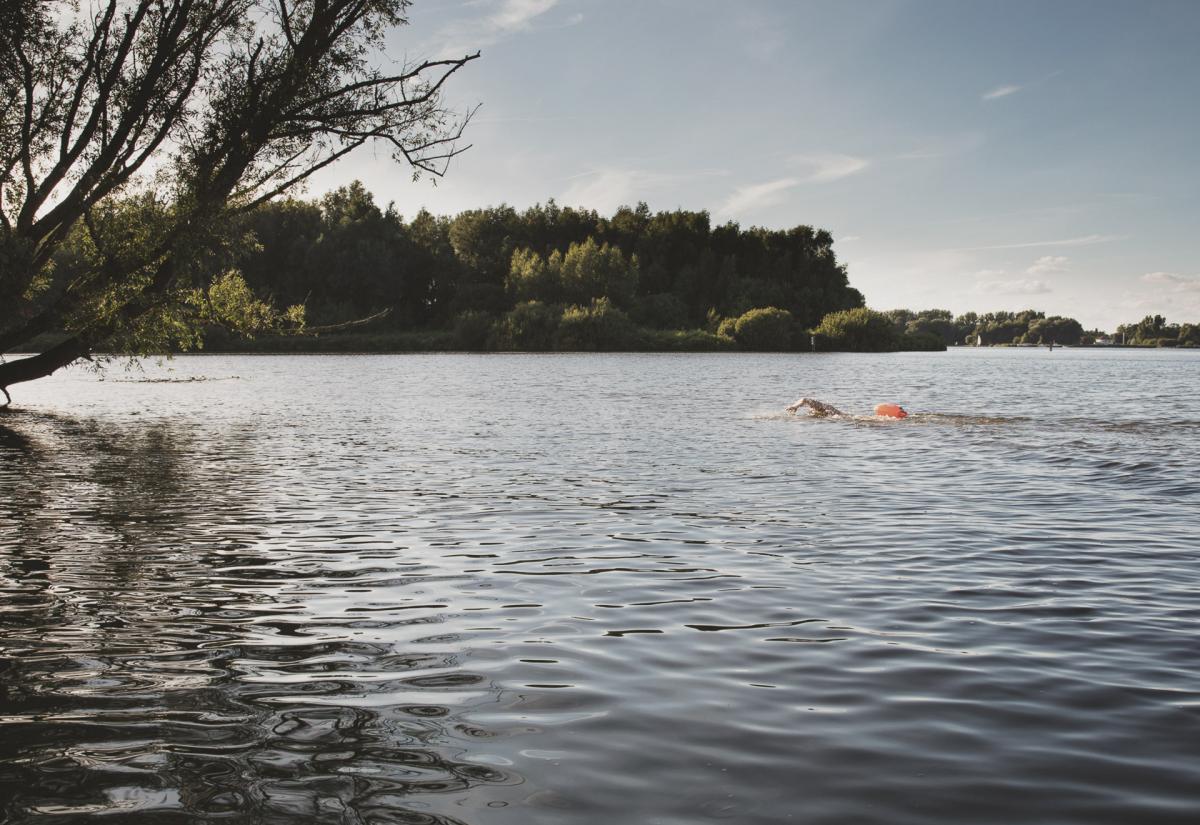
<box><xmin>0</xmin><ymin>336</ymin><xmax>90</xmax><ymax>402</ymax></box>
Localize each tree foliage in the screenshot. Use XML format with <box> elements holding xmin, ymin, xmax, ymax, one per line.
<box><xmin>813</xmin><ymin>308</ymin><xmax>901</xmax><ymax>352</ymax></box>
<box><xmin>1115</xmin><ymin>315</ymin><xmax>1200</xmax><ymax>347</ymax></box>
<box><xmin>727</xmin><ymin>307</ymin><xmax>794</xmax><ymax>351</ymax></box>
<box><xmin>1</xmin><ymin>0</ymin><xmax>477</xmax><ymax>397</ymax></box>
<box><xmin>217</xmin><ymin>189</ymin><xmax>866</xmax><ymax>341</ymax></box>
<box><xmin>554</xmin><ymin>298</ymin><xmax>637</xmax><ymax>351</ymax></box>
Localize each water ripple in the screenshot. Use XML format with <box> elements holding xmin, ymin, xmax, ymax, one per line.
<box><xmin>3</xmin><ymin>349</ymin><xmax>1200</xmax><ymax>824</ymax></box>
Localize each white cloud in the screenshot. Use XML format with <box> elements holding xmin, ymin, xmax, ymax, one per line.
<box><xmin>436</xmin><ymin>0</ymin><xmax>565</xmax><ymax>54</ymax></box>
<box><xmin>894</xmin><ymin>131</ymin><xmax>986</xmax><ymax>161</ymax></box>
<box><xmin>838</xmin><ymin>235</ymin><xmax>862</xmax><ymax>243</ymax></box>
<box><xmin>717</xmin><ymin>154</ymin><xmax>869</xmax><ymax>217</ymax></box>
<box><xmin>1121</xmin><ymin>273</ymin><xmax>1200</xmax><ymax>324</ymax></box>
<box><xmin>790</xmin><ymin>153</ymin><xmax>870</xmax><ymax>182</ymax></box>
<box><xmin>959</xmin><ymin>233</ymin><xmax>1121</xmax><ymax>251</ymax></box>
<box><xmin>561</xmin><ymin>169</ymin><xmax>639</xmax><ymax>212</ymax></box>
<box><xmin>982</xmin><ymin>84</ymin><xmax>1021</xmax><ymax>100</ymax></box>
<box><xmin>1026</xmin><ymin>255</ymin><xmax>1069</xmax><ymax>275</ymax></box>
<box><xmin>975</xmin><ymin>278</ymin><xmax>1052</xmax><ymax>295</ymax></box>
<box><xmin>718</xmin><ymin>177</ymin><xmax>801</xmax><ymax>217</ymax></box>
<box><xmin>560</xmin><ymin>167</ymin><xmax>726</xmax><ymax>213</ymax></box>
<box><xmin>983</xmin><ymin>71</ymin><xmax>1064</xmax><ymax>102</ymax></box>
<box><xmin>490</xmin><ymin>0</ymin><xmax>558</xmax><ymax>29</ymax></box>
<box><xmin>973</xmin><ymin>268</ymin><xmax>1006</xmax><ymax>279</ymax></box>
<box><xmin>1140</xmin><ymin>271</ymin><xmax>1200</xmax><ymax>291</ymax></box>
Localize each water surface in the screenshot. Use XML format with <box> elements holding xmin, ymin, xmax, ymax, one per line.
<box><xmin>2</xmin><ymin>349</ymin><xmax>1198</xmax><ymax>823</ymax></box>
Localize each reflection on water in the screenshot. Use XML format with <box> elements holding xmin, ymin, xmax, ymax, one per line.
<box><xmin>0</xmin><ymin>413</ymin><xmax>512</xmax><ymax>824</ymax></box>
<box><xmin>2</xmin><ymin>349</ymin><xmax>1200</xmax><ymax>824</ymax></box>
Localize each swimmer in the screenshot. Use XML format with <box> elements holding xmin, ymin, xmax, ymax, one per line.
<box><xmin>785</xmin><ymin>398</ymin><xmax>844</xmax><ymax>417</ymax></box>
<box><xmin>786</xmin><ymin>398</ymin><xmax>909</xmax><ymax>419</ymax></box>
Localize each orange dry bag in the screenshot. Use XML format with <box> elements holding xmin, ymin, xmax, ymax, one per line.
<box><xmin>874</xmin><ymin>403</ymin><xmax>908</xmax><ymax>419</ymax></box>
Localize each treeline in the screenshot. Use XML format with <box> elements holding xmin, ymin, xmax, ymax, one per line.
<box><xmin>881</xmin><ymin>309</ymin><xmax>1200</xmax><ymax>348</ymax></box>
<box><xmin>196</xmin><ymin>182</ymin><xmax>1197</xmax><ymax>353</ymax></box>
<box><xmin>882</xmin><ymin>309</ymin><xmax>1088</xmax><ymax>347</ymax></box>
<box><xmin>214</xmin><ymin>181</ymin><xmax>869</xmax><ymax>351</ymax></box>
<box><xmin>1114</xmin><ymin>315</ymin><xmax>1200</xmax><ymax>348</ymax></box>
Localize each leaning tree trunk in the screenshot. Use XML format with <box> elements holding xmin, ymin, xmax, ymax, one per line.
<box><xmin>0</xmin><ymin>336</ymin><xmax>91</xmax><ymax>406</ymax></box>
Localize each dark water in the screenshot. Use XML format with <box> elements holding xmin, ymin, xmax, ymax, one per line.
<box><xmin>2</xmin><ymin>349</ymin><xmax>1198</xmax><ymax>824</ymax></box>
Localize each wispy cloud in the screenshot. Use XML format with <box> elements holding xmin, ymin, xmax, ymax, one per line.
<box><xmin>982</xmin><ymin>84</ymin><xmax>1022</xmax><ymax>101</ymax></box>
<box><xmin>894</xmin><ymin>131</ymin><xmax>986</xmax><ymax>161</ymax></box>
<box><xmin>1027</xmin><ymin>255</ymin><xmax>1070</xmax><ymax>275</ymax></box>
<box><xmin>1141</xmin><ymin>271</ymin><xmax>1200</xmax><ymax>291</ymax></box>
<box><xmin>790</xmin><ymin>153</ymin><xmax>870</xmax><ymax>182</ymax></box>
<box><xmin>1127</xmin><ymin>272</ymin><xmax>1200</xmax><ymax>320</ymax></box>
<box><xmin>496</xmin><ymin>0</ymin><xmax>559</xmax><ymax>28</ymax></box>
<box><xmin>560</xmin><ymin>167</ymin><xmax>726</xmax><ymax>212</ymax></box>
<box><xmin>718</xmin><ymin>154</ymin><xmax>869</xmax><ymax>217</ymax></box>
<box><xmin>975</xmin><ymin>277</ymin><xmax>1052</xmax><ymax>295</ymax></box>
<box><xmin>958</xmin><ymin>233</ymin><xmax>1122</xmax><ymax>252</ymax></box>
<box><xmin>719</xmin><ymin>177</ymin><xmax>801</xmax><ymax>217</ymax></box>
<box><xmin>436</xmin><ymin>0</ymin><xmax>567</xmax><ymax>54</ymax></box>
<box><xmin>982</xmin><ymin>71</ymin><xmax>1062</xmax><ymax>102</ymax></box>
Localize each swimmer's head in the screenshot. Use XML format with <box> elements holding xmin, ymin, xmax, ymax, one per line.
<box><xmin>874</xmin><ymin>403</ymin><xmax>908</xmax><ymax>419</ymax></box>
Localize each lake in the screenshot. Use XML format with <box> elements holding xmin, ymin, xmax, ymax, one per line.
<box><xmin>1</xmin><ymin>349</ymin><xmax>1198</xmax><ymax>824</ymax></box>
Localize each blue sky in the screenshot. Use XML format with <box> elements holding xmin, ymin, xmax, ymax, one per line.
<box><xmin>312</xmin><ymin>0</ymin><xmax>1200</xmax><ymax>332</ymax></box>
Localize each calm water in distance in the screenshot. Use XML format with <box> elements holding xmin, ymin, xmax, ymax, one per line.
<box><xmin>1</xmin><ymin>349</ymin><xmax>1198</xmax><ymax>824</ymax></box>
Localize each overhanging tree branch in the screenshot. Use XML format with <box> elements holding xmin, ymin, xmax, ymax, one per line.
<box><xmin>0</xmin><ymin>0</ymin><xmax>479</xmax><ymax>396</ymax></box>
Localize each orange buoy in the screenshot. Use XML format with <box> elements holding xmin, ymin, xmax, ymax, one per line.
<box><xmin>874</xmin><ymin>403</ymin><xmax>908</xmax><ymax>419</ymax></box>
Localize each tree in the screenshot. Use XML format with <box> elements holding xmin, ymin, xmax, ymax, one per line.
<box><xmin>495</xmin><ymin>300</ymin><xmax>559</xmax><ymax>350</ymax></box>
<box><xmin>557</xmin><ymin>237</ymin><xmax>638</xmax><ymax>307</ymax></box>
<box><xmin>506</xmin><ymin>247</ymin><xmax>558</xmax><ymax>304</ymax></box>
<box><xmin>1</xmin><ymin>0</ymin><xmax>477</xmax><ymax>403</ymax></box>
<box><xmin>813</xmin><ymin>308</ymin><xmax>900</xmax><ymax>352</ymax></box>
<box><xmin>555</xmin><ymin>297</ymin><xmax>637</xmax><ymax>351</ymax></box>
<box><xmin>728</xmin><ymin>307</ymin><xmax>794</xmax><ymax>351</ymax></box>
<box><xmin>903</xmin><ymin>309</ymin><xmax>958</xmax><ymax>346</ymax></box>
<box><xmin>1027</xmin><ymin>315</ymin><xmax>1083</xmax><ymax>346</ymax></box>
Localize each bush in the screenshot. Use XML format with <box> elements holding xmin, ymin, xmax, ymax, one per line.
<box><xmin>899</xmin><ymin>331</ymin><xmax>947</xmax><ymax>351</ymax></box>
<box><xmin>555</xmin><ymin>298</ymin><xmax>637</xmax><ymax>351</ymax></box>
<box><xmin>452</xmin><ymin>310</ymin><xmax>496</xmax><ymax>350</ymax></box>
<box><xmin>494</xmin><ymin>301</ymin><xmax>560</xmax><ymax>350</ymax></box>
<box><xmin>641</xmin><ymin>328</ymin><xmax>736</xmax><ymax>351</ymax></box>
<box><xmin>812</xmin><ymin>308</ymin><xmax>902</xmax><ymax>352</ymax></box>
<box><xmin>729</xmin><ymin>307</ymin><xmax>794</xmax><ymax>351</ymax></box>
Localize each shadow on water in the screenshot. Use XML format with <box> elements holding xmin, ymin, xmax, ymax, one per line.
<box><xmin>0</xmin><ymin>412</ymin><xmax>511</xmax><ymax>825</ymax></box>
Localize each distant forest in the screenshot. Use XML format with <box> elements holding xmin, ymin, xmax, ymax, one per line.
<box><xmin>205</xmin><ymin>182</ymin><xmax>1197</xmax><ymax>352</ymax></box>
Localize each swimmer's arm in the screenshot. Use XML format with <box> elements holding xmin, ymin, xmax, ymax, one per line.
<box><xmin>786</xmin><ymin>398</ymin><xmax>843</xmax><ymax>417</ymax></box>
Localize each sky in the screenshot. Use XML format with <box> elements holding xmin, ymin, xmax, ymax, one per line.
<box><xmin>310</xmin><ymin>0</ymin><xmax>1200</xmax><ymax>332</ymax></box>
